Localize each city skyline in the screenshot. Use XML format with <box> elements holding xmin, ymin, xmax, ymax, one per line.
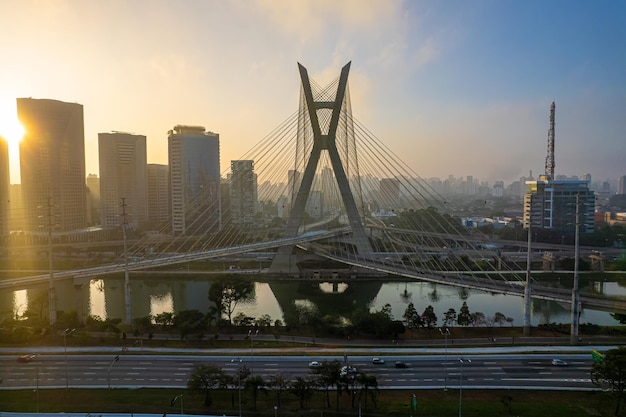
<box><xmin>1</xmin><ymin>1</ymin><xmax>624</xmax><ymax>185</ymax></box>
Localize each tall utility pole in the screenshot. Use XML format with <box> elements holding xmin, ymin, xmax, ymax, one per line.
<box><xmin>570</xmin><ymin>194</ymin><xmax>581</xmax><ymax>344</ymax></box>
<box><xmin>545</xmin><ymin>101</ymin><xmax>555</xmax><ymax>180</ymax></box>
<box><xmin>120</xmin><ymin>198</ymin><xmax>131</xmax><ymax>326</ymax></box>
<box><xmin>42</xmin><ymin>197</ymin><xmax>57</xmax><ymax>325</ymax></box>
<box><xmin>523</xmin><ymin>222</ymin><xmax>532</xmax><ymax>336</ymax></box>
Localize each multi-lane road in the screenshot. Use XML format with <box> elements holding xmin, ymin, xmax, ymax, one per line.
<box><xmin>0</xmin><ymin>353</ymin><xmax>596</xmax><ymax>391</ymax></box>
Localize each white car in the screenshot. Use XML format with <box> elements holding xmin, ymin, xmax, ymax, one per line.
<box><xmin>372</xmin><ymin>357</ymin><xmax>385</xmax><ymax>364</ymax></box>
<box><xmin>552</xmin><ymin>359</ymin><xmax>568</xmax><ymax>366</ymax></box>
<box><xmin>308</xmin><ymin>361</ymin><xmax>321</xmax><ymax>369</ymax></box>
<box><xmin>340</xmin><ymin>365</ymin><xmax>357</xmax><ymax>377</ymax></box>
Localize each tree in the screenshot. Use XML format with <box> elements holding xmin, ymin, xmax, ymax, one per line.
<box><xmin>421</xmin><ymin>305</ymin><xmax>437</xmax><ymax>329</ymax></box>
<box><xmin>154</xmin><ymin>312</ymin><xmax>174</xmax><ymax>329</ymax></box>
<box><xmin>316</xmin><ymin>360</ymin><xmax>342</xmax><ymax>409</ymax></box>
<box><xmin>290</xmin><ymin>376</ymin><xmax>315</xmax><ymax>409</ymax></box>
<box><xmin>208</xmin><ymin>276</ymin><xmax>254</xmax><ymax>324</ymax></box>
<box><xmin>356</xmin><ymin>372</ymin><xmax>379</xmax><ymax>410</ymax></box>
<box><xmin>172</xmin><ymin>309</ymin><xmax>207</xmax><ymax>341</ymax></box>
<box><xmin>233</xmin><ymin>312</ymin><xmax>255</xmax><ymax>327</ymax></box>
<box><xmin>442</xmin><ymin>308</ymin><xmax>457</xmax><ymax>327</ymax></box>
<box><xmin>132</xmin><ymin>315</ymin><xmax>153</xmax><ymax>339</ymax></box>
<box><xmin>457</xmin><ymin>302</ymin><xmax>471</xmax><ymax>326</ymax></box>
<box><xmin>470</xmin><ymin>311</ymin><xmax>486</xmax><ymax>327</ymax></box>
<box><xmin>256</xmin><ymin>314</ymin><xmax>273</xmax><ymax>327</ymax></box>
<box><xmin>493</xmin><ymin>312</ymin><xmax>507</xmax><ymax>327</ymax></box>
<box><xmin>591</xmin><ymin>346</ymin><xmax>626</xmax><ymax>416</ymax></box>
<box><xmin>403</xmin><ymin>302</ymin><xmax>423</xmax><ymax>332</ymax></box>
<box><xmin>187</xmin><ymin>364</ymin><xmax>227</xmax><ymax>406</ymax></box>
<box><xmin>245</xmin><ymin>375</ymin><xmax>266</xmax><ymax>411</ymax></box>
<box><xmin>267</xmin><ymin>372</ymin><xmax>290</xmax><ymax>407</ymax></box>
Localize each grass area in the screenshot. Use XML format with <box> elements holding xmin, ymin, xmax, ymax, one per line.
<box><xmin>1</xmin><ymin>325</ymin><xmax>588</xmax><ymax>352</ymax></box>
<box><xmin>0</xmin><ymin>388</ymin><xmax>617</xmax><ymax>417</ymax></box>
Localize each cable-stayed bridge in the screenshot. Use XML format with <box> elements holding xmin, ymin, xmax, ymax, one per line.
<box><xmin>4</xmin><ymin>62</ymin><xmax>625</xmax><ymax>324</ymax></box>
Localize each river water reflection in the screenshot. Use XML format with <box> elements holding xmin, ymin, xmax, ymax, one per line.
<box><xmin>3</xmin><ymin>273</ymin><xmax>625</xmax><ymax>327</ymax></box>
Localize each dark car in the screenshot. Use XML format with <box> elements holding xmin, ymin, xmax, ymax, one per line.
<box><xmin>17</xmin><ymin>354</ymin><xmax>36</xmax><ymax>363</ymax></box>
<box><xmin>395</xmin><ymin>361</ymin><xmax>409</xmax><ymax>368</ymax></box>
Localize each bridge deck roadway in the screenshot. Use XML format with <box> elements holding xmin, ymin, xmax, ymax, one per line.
<box><xmin>2</xmin><ymin>231</ymin><xmax>625</xmax><ymax>313</ymax></box>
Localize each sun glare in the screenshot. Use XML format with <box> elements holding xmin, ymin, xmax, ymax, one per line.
<box><xmin>0</xmin><ymin>115</ymin><xmax>25</xmax><ymax>145</ymax></box>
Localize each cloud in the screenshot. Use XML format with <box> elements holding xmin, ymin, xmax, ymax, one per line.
<box><xmin>247</xmin><ymin>0</ymin><xmax>402</xmax><ymax>40</ymax></box>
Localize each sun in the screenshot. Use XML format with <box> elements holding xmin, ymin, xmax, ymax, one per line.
<box><xmin>0</xmin><ymin>114</ymin><xmax>25</xmax><ymax>145</ymax></box>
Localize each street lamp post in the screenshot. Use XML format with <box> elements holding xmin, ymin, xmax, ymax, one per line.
<box><xmin>232</xmin><ymin>358</ymin><xmax>243</xmax><ymax>417</ymax></box>
<box><xmin>63</xmin><ymin>328</ymin><xmax>75</xmax><ymax>389</ymax></box>
<box><xmin>35</xmin><ymin>359</ymin><xmax>40</xmax><ymax>413</ymax></box>
<box><xmin>439</xmin><ymin>328</ymin><xmax>450</xmax><ymax>390</ymax></box>
<box><xmin>570</xmin><ymin>194</ymin><xmax>581</xmax><ymax>345</ymax></box>
<box><xmin>458</xmin><ymin>358</ymin><xmax>471</xmax><ymax>417</ymax></box>
<box><xmin>171</xmin><ymin>394</ymin><xmax>184</xmax><ymax>414</ymax></box>
<box><xmin>248</xmin><ymin>329</ymin><xmax>258</xmax><ymax>375</ymax></box>
<box><xmin>107</xmin><ymin>355</ymin><xmax>120</xmax><ymax>389</ymax></box>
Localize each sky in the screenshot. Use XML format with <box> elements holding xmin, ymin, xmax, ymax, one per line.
<box><xmin>0</xmin><ymin>0</ymin><xmax>624</xmax><ymax>186</ymax></box>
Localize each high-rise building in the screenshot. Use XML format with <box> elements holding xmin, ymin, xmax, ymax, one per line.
<box><xmin>98</xmin><ymin>132</ymin><xmax>147</xmax><ymax>230</ymax></box>
<box><xmin>168</xmin><ymin>125</ymin><xmax>220</xmax><ymax>235</ymax></box>
<box><xmin>229</xmin><ymin>160</ymin><xmax>257</xmax><ymax>227</ymax></box>
<box><xmin>86</xmin><ymin>174</ymin><xmax>100</xmax><ymax>226</ymax></box>
<box><xmin>146</xmin><ymin>164</ymin><xmax>170</xmax><ymax>230</ymax></box>
<box><xmin>8</xmin><ymin>184</ymin><xmax>24</xmax><ymax>232</ymax></box>
<box><xmin>523</xmin><ymin>176</ymin><xmax>595</xmax><ymax>236</ymax></box>
<box><xmin>0</xmin><ymin>135</ymin><xmax>9</xmax><ymax>237</ymax></box>
<box><xmin>17</xmin><ymin>98</ymin><xmax>86</xmax><ymax>232</ymax></box>
<box><xmin>380</xmin><ymin>178</ymin><xmax>401</xmax><ymax>210</ymax></box>
<box><xmin>619</xmin><ymin>175</ymin><xmax>626</xmax><ymax>195</ymax></box>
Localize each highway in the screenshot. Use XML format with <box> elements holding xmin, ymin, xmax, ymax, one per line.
<box><xmin>0</xmin><ymin>353</ymin><xmax>596</xmax><ymax>391</ymax></box>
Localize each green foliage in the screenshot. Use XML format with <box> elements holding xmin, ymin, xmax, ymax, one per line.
<box><xmin>457</xmin><ymin>302</ymin><xmax>471</xmax><ymax>326</ymax></box>
<box><xmin>350</xmin><ymin>304</ymin><xmax>404</xmax><ymax>338</ymax></box>
<box><xmin>153</xmin><ymin>312</ymin><xmax>174</xmax><ymax>328</ymax></box>
<box><xmin>403</xmin><ymin>302</ymin><xmax>423</xmax><ymax>330</ymax></box>
<box><xmin>187</xmin><ymin>364</ymin><xmax>228</xmax><ymax>406</ymax></box>
<box><xmin>591</xmin><ymin>346</ymin><xmax>626</xmax><ymax>415</ymax></box>
<box><xmin>172</xmin><ymin>309</ymin><xmax>208</xmax><ymax>341</ymax></box>
<box><xmin>442</xmin><ymin>308</ymin><xmax>457</xmax><ymax>327</ymax></box>
<box><xmin>255</xmin><ymin>314</ymin><xmax>273</xmax><ymax>327</ymax></box>
<box><xmin>421</xmin><ymin>305</ymin><xmax>437</xmax><ymax>329</ymax></box>
<box><xmin>208</xmin><ymin>276</ymin><xmax>254</xmax><ymax>323</ymax></box>
<box><xmin>84</xmin><ymin>315</ymin><xmax>121</xmax><ymax>333</ymax></box>
<box><xmin>289</xmin><ymin>376</ymin><xmax>315</xmax><ymax>409</ymax></box>
<box><xmin>245</xmin><ymin>375</ymin><xmax>266</xmax><ymax>410</ymax></box>
<box><xmin>393</xmin><ymin>207</ymin><xmax>466</xmax><ymax>235</ymax></box>
<box><xmin>233</xmin><ymin>312</ymin><xmax>255</xmax><ymax>327</ymax></box>
<box><xmin>266</xmin><ymin>372</ymin><xmax>290</xmax><ymax>407</ymax></box>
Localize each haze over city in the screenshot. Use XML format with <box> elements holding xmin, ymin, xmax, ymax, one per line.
<box><xmin>0</xmin><ymin>0</ymin><xmax>624</xmax><ymax>185</ymax></box>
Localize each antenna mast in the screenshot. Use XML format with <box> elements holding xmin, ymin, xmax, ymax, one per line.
<box><xmin>545</xmin><ymin>101</ymin><xmax>555</xmax><ymax>179</ymax></box>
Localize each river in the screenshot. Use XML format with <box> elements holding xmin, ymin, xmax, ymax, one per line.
<box><xmin>2</xmin><ymin>273</ymin><xmax>625</xmax><ymax>327</ymax></box>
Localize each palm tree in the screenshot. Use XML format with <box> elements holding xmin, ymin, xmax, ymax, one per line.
<box><xmin>356</xmin><ymin>373</ymin><xmax>379</xmax><ymax>409</ymax></box>
<box><xmin>245</xmin><ymin>375</ymin><xmax>266</xmax><ymax>411</ymax></box>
